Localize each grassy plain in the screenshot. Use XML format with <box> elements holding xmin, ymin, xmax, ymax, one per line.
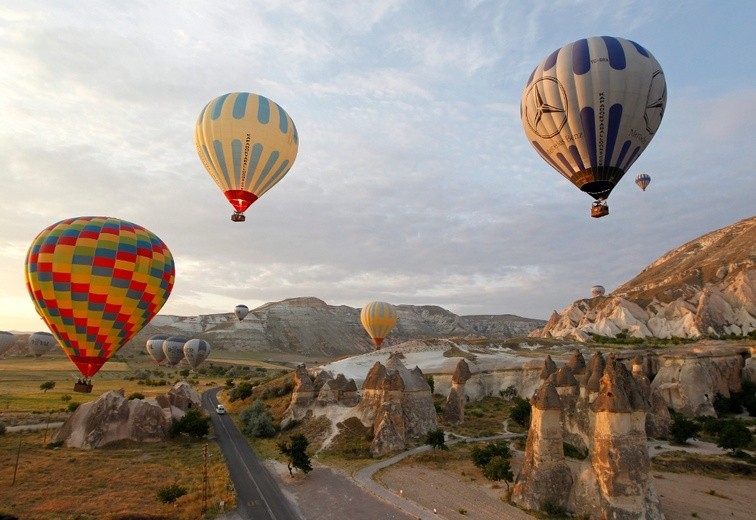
<box><xmin>0</xmin><ymin>351</ymin><xmax>293</xmax><ymax>519</ymax></box>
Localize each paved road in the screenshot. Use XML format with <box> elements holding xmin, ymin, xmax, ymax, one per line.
<box><xmin>203</xmin><ymin>388</ymin><xmax>301</xmax><ymax>520</ymax></box>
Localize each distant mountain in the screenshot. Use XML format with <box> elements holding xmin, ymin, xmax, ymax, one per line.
<box><xmin>126</xmin><ymin>297</ymin><xmax>545</xmax><ymax>358</ymax></box>
<box><xmin>532</xmin><ymin>216</ymin><xmax>756</xmax><ymax>341</ymax></box>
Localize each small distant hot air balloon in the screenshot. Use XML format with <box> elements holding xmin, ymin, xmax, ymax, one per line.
<box><xmin>360</xmin><ymin>301</ymin><xmax>398</xmax><ymax>350</ymax></box>
<box><xmin>146</xmin><ymin>334</ymin><xmax>169</xmax><ymax>365</ymax></box>
<box><xmin>0</xmin><ymin>331</ymin><xmax>17</xmax><ymax>356</ymax></box>
<box><xmin>25</xmin><ymin>216</ymin><xmax>175</xmax><ymax>391</ymax></box>
<box><xmin>521</xmin><ymin>36</ymin><xmax>666</xmax><ymax>218</ymax></box>
<box><xmin>591</xmin><ymin>285</ymin><xmax>606</xmax><ymax>298</ymax></box>
<box><xmin>183</xmin><ymin>338</ymin><xmax>211</xmax><ymax>369</ymax></box>
<box><xmin>162</xmin><ymin>336</ymin><xmax>188</xmax><ymax>366</ymax></box>
<box><xmin>635</xmin><ymin>173</ymin><xmax>651</xmax><ymax>191</ymax></box>
<box><xmin>195</xmin><ymin>92</ymin><xmax>300</xmax><ymax>222</ymax></box>
<box><xmin>28</xmin><ymin>331</ymin><xmax>56</xmax><ymax>357</ymax></box>
<box><xmin>234</xmin><ymin>304</ymin><xmax>250</xmax><ymax>322</ymax></box>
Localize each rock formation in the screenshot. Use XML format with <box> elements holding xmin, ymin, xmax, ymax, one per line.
<box><xmin>513</xmin><ymin>355</ymin><xmax>665</xmax><ymax>519</ymax></box>
<box><xmin>281</xmin><ymin>364</ymin><xmax>359</xmax><ymax>428</ymax></box>
<box><xmin>53</xmin><ymin>382</ymin><xmax>201</xmax><ymax>449</ymax></box>
<box><xmin>443</xmin><ymin>359</ymin><xmax>472</xmax><ymax>425</ymax></box>
<box><xmin>531</xmin><ymin>216</ymin><xmax>756</xmax><ymax>341</ymax></box>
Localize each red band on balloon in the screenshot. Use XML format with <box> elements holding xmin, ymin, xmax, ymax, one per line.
<box><xmin>224</xmin><ymin>191</ymin><xmax>259</xmax><ymax>213</ymax></box>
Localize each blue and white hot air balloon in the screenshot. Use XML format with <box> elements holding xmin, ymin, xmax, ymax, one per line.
<box><xmin>521</xmin><ymin>36</ymin><xmax>666</xmax><ymax>218</ymax></box>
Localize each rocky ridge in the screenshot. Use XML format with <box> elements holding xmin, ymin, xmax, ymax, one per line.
<box><xmin>531</xmin><ymin>216</ymin><xmax>756</xmax><ymax>341</ymax></box>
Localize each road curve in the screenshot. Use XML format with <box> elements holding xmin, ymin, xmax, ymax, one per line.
<box><xmin>203</xmin><ymin>388</ymin><xmax>301</xmax><ymax>520</ymax></box>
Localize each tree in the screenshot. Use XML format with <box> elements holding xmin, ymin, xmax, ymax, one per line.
<box><xmin>717</xmin><ymin>420</ymin><xmax>753</xmax><ymax>455</ymax></box>
<box><xmin>239</xmin><ymin>400</ymin><xmax>276</xmax><ymax>438</ymax></box>
<box><xmin>277</xmin><ymin>433</ymin><xmax>312</xmax><ymax>476</ymax></box>
<box><xmin>669</xmin><ymin>413</ymin><xmax>699</xmax><ymax>444</ymax></box>
<box><xmin>229</xmin><ymin>381</ymin><xmax>254</xmax><ymax>402</ymax></box>
<box><xmin>471</xmin><ymin>441</ymin><xmax>514</xmax><ymax>494</ymax></box>
<box><xmin>425</xmin><ymin>428</ymin><xmax>447</xmax><ymax>450</ymax></box>
<box><xmin>40</xmin><ymin>381</ymin><xmax>56</xmax><ymax>392</ymax></box>
<box><xmin>425</xmin><ymin>375</ymin><xmax>435</xmax><ymax>394</ymax></box>
<box><xmin>170</xmin><ymin>409</ymin><xmax>210</xmax><ymax>439</ymax></box>
<box><xmin>509</xmin><ymin>396</ymin><xmax>531</xmax><ymax>428</ymax></box>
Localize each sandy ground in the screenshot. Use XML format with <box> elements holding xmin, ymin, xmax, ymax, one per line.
<box><xmin>269</xmin><ymin>452</ymin><xmax>755</xmax><ymax>520</ymax></box>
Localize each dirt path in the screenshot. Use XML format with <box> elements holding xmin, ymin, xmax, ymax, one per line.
<box><xmin>651</xmin><ymin>471</ymin><xmax>755</xmax><ymax>519</ymax></box>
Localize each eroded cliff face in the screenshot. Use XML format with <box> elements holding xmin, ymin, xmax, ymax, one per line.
<box><xmin>52</xmin><ymin>382</ymin><xmax>201</xmax><ymax>449</ymax></box>
<box><xmin>532</xmin><ymin>216</ymin><xmax>756</xmax><ymax>341</ymax></box>
<box><xmin>513</xmin><ymin>354</ymin><xmax>665</xmax><ymax>520</ymax></box>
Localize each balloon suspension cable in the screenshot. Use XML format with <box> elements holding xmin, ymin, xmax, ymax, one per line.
<box><xmin>231</xmin><ymin>212</ymin><xmax>246</xmax><ymax>222</ymax></box>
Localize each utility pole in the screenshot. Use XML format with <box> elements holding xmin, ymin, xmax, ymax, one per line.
<box><xmin>202</xmin><ymin>443</ymin><xmax>208</xmax><ymax>514</ymax></box>
<box><xmin>12</xmin><ymin>437</ymin><xmax>22</xmax><ymax>485</ymax></box>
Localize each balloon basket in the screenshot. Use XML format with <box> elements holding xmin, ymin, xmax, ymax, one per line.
<box><xmin>231</xmin><ymin>212</ymin><xmax>246</xmax><ymax>222</ymax></box>
<box><xmin>74</xmin><ymin>382</ymin><xmax>93</xmax><ymax>393</ymax></box>
<box><xmin>591</xmin><ymin>201</ymin><xmax>609</xmax><ymax>218</ymax></box>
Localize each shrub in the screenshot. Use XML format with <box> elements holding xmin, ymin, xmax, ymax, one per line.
<box><xmin>127</xmin><ymin>392</ymin><xmax>145</xmax><ymax>400</ymax></box>
<box><xmin>156</xmin><ymin>484</ymin><xmax>187</xmax><ymax>504</ymax></box>
<box><xmin>239</xmin><ymin>401</ymin><xmax>276</xmax><ymax>438</ymax></box>
<box><xmin>60</xmin><ymin>394</ymin><xmax>72</xmax><ymax>402</ymax></box>
<box><xmin>670</xmin><ymin>413</ymin><xmax>699</xmax><ymax>444</ymax></box>
<box><xmin>67</xmin><ymin>402</ymin><xmax>80</xmax><ymax>413</ymax></box>
<box><xmin>0</xmin><ymin>422</ymin><xmax>6</xmax><ymax>435</ymax></box>
<box><xmin>713</xmin><ymin>392</ymin><xmax>740</xmax><ymax>416</ymax></box>
<box><xmin>425</xmin><ymin>375</ymin><xmax>435</xmax><ymax>394</ymax></box>
<box><xmin>229</xmin><ymin>381</ymin><xmax>254</xmax><ymax>402</ymax></box>
<box><xmin>170</xmin><ymin>409</ymin><xmax>210</xmax><ymax>439</ymax></box>
<box><xmin>471</xmin><ymin>440</ymin><xmax>511</xmax><ymax>468</ymax></box>
<box><xmin>500</xmin><ymin>386</ymin><xmax>518</xmax><ymax>400</ymax></box>
<box><xmin>426</xmin><ymin>428</ymin><xmax>448</xmax><ymax>450</ymax></box>
<box><xmin>717</xmin><ymin>420</ymin><xmax>753</xmax><ymax>454</ymax></box>
<box><xmin>509</xmin><ymin>396</ymin><xmax>531</xmax><ymax>428</ymax></box>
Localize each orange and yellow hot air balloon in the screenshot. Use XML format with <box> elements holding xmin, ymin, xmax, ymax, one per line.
<box><xmin>360</xmin><ymin>301</ymin><xmax>397</xmax><ymax>350</ymax></box>
<box><xmin>195</xmin><ymin>92</ymin><xmax>299</xmax><ymax>222</ymax></box>
<box><xmin>25</xmin><ymin>217</ymin><xmax>175</xmax><ymax>388</ymax></box>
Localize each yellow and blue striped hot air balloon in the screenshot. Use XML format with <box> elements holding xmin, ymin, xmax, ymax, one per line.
<box><xmin>195</xmin><ymin>92</ymin><xmax>299</xmax><ymax>222</ymax></box>
<box><xmin>24</xmin><ymin>217</ymin><xmax>175</xmax><ymax>385</ymax></box>
<box><xmin>360</xmin><ymin>301</ymin><xmax>398</xmax><ymax>350</ymax></box>
<box><xmin>635</xmin><ymin>173</ymin><xmax>651</xmax><ymax>191</ymax></box>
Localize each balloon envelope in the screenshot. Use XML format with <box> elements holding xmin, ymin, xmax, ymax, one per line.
<box><xmin>28</xmin><ymin>331</ymin><xmax>56</xmax><ymax>357</ymax></box>
<box><xmin>162</xmin><ymin>336</ymin><xmax>188</xmax><ymax>366</ymax></box>
<box><xmin>635</xmin><ymin>173</ymin><xmax>651</xmax><ymax>191</ymax></box>
<box><xmin>146</xmin><ymin>334</ymin><xmax>169</xmax><ymax>364</ymax></box>
<box><xmin>521</xmin><ymin>36</ymin><xmax>666</xmax><ymax>212</ymax></box>
<box><xmin>360</xmin><ymin>301</ymin><xmax>398</xmax><ymax>350</ymax></box>
<box><xmin>25</xmin><ymin>216</ymin><xmax>175</xmax><ymax>378</ymax></box>
<box><xmin>195</xmin><ymin>92</ymin><xmax>299</xmax><ymax>221</ymax></box>
<box><xmin>0</xmin><ymin>331</ymin><xmax>17</xmax><ymax>356</ymax></box>
<box><xmin>591</xmin><ymin>285</ymin><xmax>606</xmax><ymax>297</ymax></box>
<box><xmin>183</xmin><ymin>338</ymin><xmax>211</xmax><ymax>369</ymax></box>
<box><xmin>234</xmin><ymin>304</ymin><xmax>249</xmax><ymax>322</ymax></box>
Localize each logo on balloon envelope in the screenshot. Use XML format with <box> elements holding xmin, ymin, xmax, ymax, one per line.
<box><xmin>644</xmin><ymin>70</ymin><xmax>666</xmax><ymax>134</ymax></box>
<box><xmin>523</xmin><ymin>77</ymin><xmax>568</xmax><ymax>139</ymax></box>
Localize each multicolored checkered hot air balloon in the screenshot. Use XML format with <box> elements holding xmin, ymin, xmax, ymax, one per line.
<box><xmin>195</xmin><ymin>92</ymin><xmax>299</xmax><ymax>222</ymax></box>
<box><xmin>521</xmin><ymin>36</ymin><xmax>666</xmax><ymax>218</ymax></box>
<box><xmin>24</xmin><ymin>217</ymin><xmax>175</xmax><ymax>387</ymax></box>
<box><xmin>360</xmin><ymin>301</ymin><xmax>398</xmax><ymax>350</ymax></box>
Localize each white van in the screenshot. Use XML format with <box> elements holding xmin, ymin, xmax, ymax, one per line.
<box><xmin>215</xmin><ymin>404</ymin><xmax>226</xmax><ymax>415</ymax></box>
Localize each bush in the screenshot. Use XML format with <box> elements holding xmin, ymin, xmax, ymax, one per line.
<box><xmin>500</xmin><ymin>386</ymin><xmax>518</xmax><ymax>400</ymax></box>
<box><xmin>60</xmin><ymin>394</ymin><xmax>72</xmax><ymax>402</ymax></box>
<box><xmin>425</xmin><ymin>428</ymin><xmax>447</xmax><ymax>450</ymax></box>
<box><xmin>156</xmin><ymin>484</ymin><xmax>187</xmax><ymax>504</ymax></box>
<box><xmin>670</xmin><ymin>413</ymin><xmax>699</xmax><ymax>444</ymax></box>
<box><xmin>425</xmin><ymin>375</ymin><xmax>435</xmax><ymax>394</ymax></box>
<box><xmin>127</xmin><ymin>392</ymin><xmax>145</xmax><ymax>400</ymax></box>
<box><xmin>229</xmin><ymin>381</ymin><xmax>254</xmax><ymax>402</ymax></box>
<box><xmin>717</xmin><ymin>420</ymin><xmax>753</xmax><ymax>454</ymax></box>
<box><xmin>713</xmin><ymin>392</ymin><xmax>741</xmax><ymax>416</ymax></box>
<box><xmin>509</xmin><ymin>396</ymin><xmax>531</xmax><ymax>428</ymax></box>
<box><xmin>170</xmin><ymin>409</ymin><xmax>210</xmax><ymax>439</ymax></box>
<box><xmin>471</xmin><ymin>440</ymin><xmax>511</xmax><ymax>469</ymax></box>
<box><xmin>0</xmin><ymin>422</ymin><xmax>6</xmax><ymax>435</ymax></box>
<box><xmin>239</xmin><ymin>401</ymin><xmax>276</xmax><ymax>438</ymax></box>
<box><xmin>67</xmin><ymin>402</ymin><xmax>80</xmax><ymax>413</ymax></box>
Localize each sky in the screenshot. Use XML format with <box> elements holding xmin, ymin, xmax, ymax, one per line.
<box><xmin>1</xmin><ymin>0</ymin><xmax>754</xmax><ymax>332</ymax></box>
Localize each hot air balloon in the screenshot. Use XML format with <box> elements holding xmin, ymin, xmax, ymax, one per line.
<box><xmin>183</xmin><ymin>338</ymin><xmax>211</xmax><ymax>369</ymax></box>
<box><xmin>146</xmin><ymin>334</ymin><xmax>169</xmax><ymax>365</ymax></box>
<box><xmin>28</xmin><ymin>331</ymin><xmax>56</xmax><ymax>357</ymax></box>
<box><xmin>195</xmin><ymin>92</ymin><xmax>299</xmax><ymax>222</ymax></box>
<box><xmin>360</xmin><ymin>301</ymin><xmax>397</xmax><ymax>350</ymax></box>
<box><xmin>25</xmin><ymin>216</ymin><xmax>175</xmax><ymax>391</ymax></box>
<box><xmin>0</xmin><ymin>331</ymin><xmax>16</xmax><ymax>356</ymax></box>
<box><xmin>234</xmin><ymin>304</ymin><xmax>249</xmax><ymax>322</ymax></box>
<box><xmin>162</xmin><ymin>336</ymin><xmax>188</xmax><ymax>366</ymax></box>
<box><xmin>635</xmin><ymin>173</ymin><xmax>651</xmax><ymax>191</ymax></box>
<box><xmin>591</xmin><ymin>285</ymin><xmax>606</xmax><ymax>298</ymax></box>
<box><xmin>521</xmin><ymin>36</ymin><xmax>666</xmax><ymax>218</ymax></box>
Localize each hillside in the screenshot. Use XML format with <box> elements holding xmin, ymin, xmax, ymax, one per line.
<box><xmin>124</xmin><ymin>297</ymin><xmax>545</xmax><ymax>358</ymax></box>
<box><xmin>532</xmin><ymin>216</ymin><xmax>756</xmax><ymax>341</ymax></box>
